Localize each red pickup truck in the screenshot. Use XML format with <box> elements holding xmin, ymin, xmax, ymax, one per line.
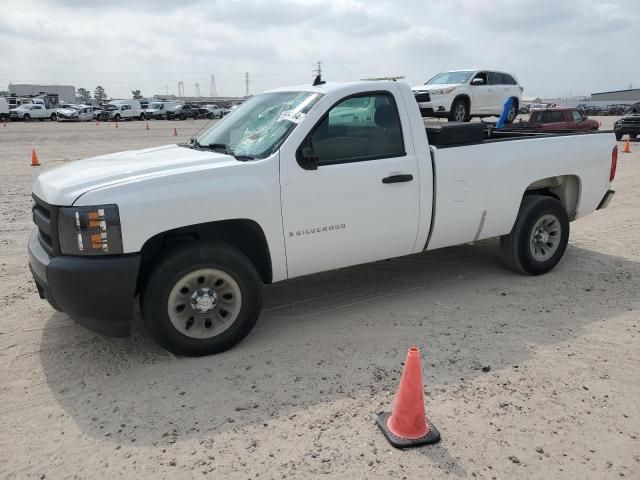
<box><xmin>527</xmin><ymin>108</ymin><xmax>599</xmax><ymax>131</ymax></box>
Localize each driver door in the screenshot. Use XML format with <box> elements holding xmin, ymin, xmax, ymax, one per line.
<box><xmin>279</xmin><ymin>88</ymin><xmax>421</xmax><ymax>278</ymax></box>
<box><xmin>470</xmin><ymin>71</ymin><xmax>491</xmax><ymax>114</ymax></box>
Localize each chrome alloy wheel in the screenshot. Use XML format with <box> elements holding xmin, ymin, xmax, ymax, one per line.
<box><xmin>529</xmin><ymin>214</ymin><xmax>561</xmax><ymax>262</ymax></box>
<box><xmin>167</xmin><ymin>268</ymin><xmax>242</xmax><ymax>339</ymax></box>
<box><xmin>454</xmin><ymin>103</ymin><xmax>466</xmax><ymax>122</ymax></box>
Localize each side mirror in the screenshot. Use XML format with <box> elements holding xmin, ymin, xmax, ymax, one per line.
<box><xmin>298</xmin><ymin>146</ymin><xmax>319</xmax><ymax>170</ymax></box>
<box><xmin>471</xmin><ymin>78</ymin><xmax>485</xmax><ymax>86</ymax></box>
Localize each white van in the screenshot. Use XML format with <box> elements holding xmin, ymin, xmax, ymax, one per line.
<box><xmin>107</xmin><ymin>100</ymin><xmax>143</xmax><ymax>121</ymax></box>
<box><xmin>0</xmin><ymin>98</ymin><xmax>9</xmax><ymax>121</ymax></box>
<box><xmin>145</xmin><ymin>101</ymin><xmax>180</xmax><ymax>120</ymax></box>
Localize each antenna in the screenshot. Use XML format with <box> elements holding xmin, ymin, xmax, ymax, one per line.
<box><xmin>245</xmin><ymin>72</ymin><xmax>250</xmax><ymax>97</ymax></box>
<box><xmin>312</xmin><ymin>60</ymin><xmax>325</xmax><ymax>86</ymax></box>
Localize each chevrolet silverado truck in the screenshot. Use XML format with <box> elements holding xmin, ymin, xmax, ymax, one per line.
<box><xmin>28</xmin><ymin>80</ymin><xmax>617</xmax><ymax>356</ymax></box>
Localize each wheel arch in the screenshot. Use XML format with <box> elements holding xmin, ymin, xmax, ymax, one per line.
<box><xmin>138</xmin><ymin>219</ymin><xmax>273</xmax><ymax>293</ymax></box>
<box><xmin>451</xmin><ymin>94</ymin><xmax>470</xmax><ymax>111</ymax></box>
<box><xmin>524</xmin><ymin>174</ymin><xmax>581</xmax><ymax>221</ymax></box>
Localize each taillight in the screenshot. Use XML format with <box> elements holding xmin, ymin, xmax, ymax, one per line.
<box><xmin>610</xmin><ymin>145</ymin><xmax>618</xmax><ymax>181</ymax></box>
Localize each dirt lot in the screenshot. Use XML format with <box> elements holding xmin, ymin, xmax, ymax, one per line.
<box><xmin>1</xmin><ymin>117</ymin><xmax>639</xmax><ymax>479</ymax></box>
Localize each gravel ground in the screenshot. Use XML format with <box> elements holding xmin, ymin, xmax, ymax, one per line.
<box><xmin>0</xmin><ymin>117</ymin><xmax>638</xmax><ymax>479</ymax></box>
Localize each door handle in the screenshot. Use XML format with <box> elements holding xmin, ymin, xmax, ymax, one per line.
<box><xmin>382</xmin><ymin>174</ymin><xmax>413</xmax><ymax>184</ymax></box>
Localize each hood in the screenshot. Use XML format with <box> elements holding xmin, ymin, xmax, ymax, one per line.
<box><xmin>32</xmin><ymin>144</ymin><xmax>237</xmax><ymax>206</ymax></box>
<box><xmin>412</xmin><ymin>83</ymin><xmax>459</xmax><ymax>92</ymax></box>
<box><xmin>57</xmin><ymin>108</ymin><xmax>79</xmax><ymax>116</ymax></box>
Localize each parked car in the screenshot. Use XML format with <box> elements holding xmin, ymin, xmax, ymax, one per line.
<box><xmin>529</xmin><ymin>103</ymin><xmax>548</xmax><ymax>111</ymax></box>
<box><xmin>9</xmin><ymin>103</ymin><xmax>49</xmax><ymax>121</ymax></box>
<box><xmin>28</xmin><ymin>80</ymin><xmax>616</xmax><ymax>356</ymax></box>
<box><xmin>614</xmin><ymin>113</ymin><xmax>640</xmax><ymax>140</ymax></box>
<box><xmin>106</xmin><ymin>100</ymin><xmax>143</xmax><ymax>121</ymax></box>
<box><xmin>0</xmin><ymin>97</ymin><xmax>9</xmax><ymax>121</ymax></box>
<box><xmin>412</xmin><ymin>69</ymin><xmax>523</xmax><ymax>122</ymax></box>
<box><xmin>625</xmin><ymin>102</ymin><xmax>640</xmax><ymax>114</ymax></box>
<box><xmin>166</xmin><ymin>103</ymin><xmax>199</xmax><ymax>120</ymax></box>
<box><xmin>527</xmin><ymin>108</ymin><xmax>599</xmax><ymax>131</ymax></box>
<box><xmin>56</xmin><ymin>104</ymin><xmax>97</xmax><ymax>122</ymax></box>
<box><xmin>145</xmin><ymin>101</ymin><xmax>180</xmax><ymax>120</ymax></box>
<box><xmin>202</xmin><ymin>104</ymin><xmax>225</xmax><ymax>118</ymax></box>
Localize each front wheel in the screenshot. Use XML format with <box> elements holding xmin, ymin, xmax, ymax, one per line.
<box><xmin>50</xmin><ymin>113</ymin><xmax>57</xmax><ymax>121</ymax></box>
<box><xmin>615</xmin><ymin>131</ymin><xmax>623</xmax><ymax>141</ymax></box>
<box><xmin>23</xmin><ymin>114</ymin><xmax>31</xmax><ymax>122</ymax></box>
<box><xmin>448</xmin><ymin>99</ymin><xmax>469</xmax><ymax>122</ymax></box>
<box><xmin>139</xmin><ymin>113</ymin><xmax>145</xmax><ymax>121</ymax></box>
<box><xmin>142</xmin><ymin>243</ymin><xmax>263</xmax><ymax>356</ymax></box>
<box><xmin>500</xmin><ymin>195</ymin><xmax>569</xmax><ymax>275</ymax></box>
<box><xmin>114</xmin><ymin>114</ymin><xmax>121</xmax><ymax>121</ymax></box>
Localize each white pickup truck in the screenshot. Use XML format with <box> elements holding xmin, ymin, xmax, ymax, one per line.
<box><xmin>28</xmin><ymin>80</ymin><xmax>617</xmax><ymax>356</ymax></box>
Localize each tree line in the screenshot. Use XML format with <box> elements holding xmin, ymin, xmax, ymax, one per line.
<box><xmin>76</xmin><ymin>87</ymin><xmax>144</xmax><ymax>102</ymax></box>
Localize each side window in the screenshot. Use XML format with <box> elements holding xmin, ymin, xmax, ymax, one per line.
<box><xmin>489</xmin><ymin>72</ymin><xmax>505</xmax><ymax>85</ymax></box>
<box><xmin>503</xmin><ymin>74</ymin><xmax>517</xmax><ymax>85</ymax></box>
<box><xmin>540</xmin><ymin>111</ymin><xmax>564</xmax><ymax>123</ymax></box>
<box><xmin>571</xmin><ymin>111</ymin><xmax>583</xmax><ymax>122</ymax></box>
<box><xmin>300</xmin><ymin>93</ymin><xmax>405</xmax><ymax>166</ymax></box>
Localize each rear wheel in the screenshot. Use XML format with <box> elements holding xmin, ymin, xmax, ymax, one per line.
<box><xmin>139</xmin><ymin>113</ymin><xmax>145</xmax><ymax>121</ymax></box>
<box><xmin>505</xmin><ymin>100</ymin><xmax>518</xmax><ymax>123</ymax></box>
<box><xmin>142</xmin><ymin>243</ymin><xmax>263</xmax><ymax>356</ymax></box>
<box><xmin>114</xmin><ymin>114</ymin><xmax>121</xmax><ymax>121</ymax></box>
<box><xmin>500</xmin><ymin>195</ymin><xmax>569</xmax><ymax>275</ymax></box>
<box><xmin>448</xmin><ymin>99</ymin><xmax>469</xmax><ymax>122</ymax></box>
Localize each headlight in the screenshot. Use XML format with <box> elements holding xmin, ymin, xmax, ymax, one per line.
<box><xmin>432</xmin><ymin>87</ymin><xmax>456</xmax><ymax>95</ymax></box>
<box><xmin>58</xmin><ymin>205</ymin><xmax>123</xmax><ymax>255</ymax></box>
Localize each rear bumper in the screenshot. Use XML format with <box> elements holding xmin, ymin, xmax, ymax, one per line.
<box><xmin>597</xmin><ymin>189</ymin><xmax>615</xmax><ymax>210</ymax></box>
<box><xmin>28</xmin><ymin>229</ymin><xmax>140</xmax><ymax>337</ymax></box>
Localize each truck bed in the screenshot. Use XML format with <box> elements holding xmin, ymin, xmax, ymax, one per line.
<box><xmin>424</xmin><ymin>121</ymin><xmax>612</xmax><ymax>148</ymax></box>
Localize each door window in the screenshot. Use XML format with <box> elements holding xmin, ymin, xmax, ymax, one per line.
<box><xmin>571</xmin><ymin>111</ymin><xmax>583</xmax><ymax>122</ymax></box>
<box><xmin>300</xmin><ymin>93</ymin><xmax>405</xmax><ymax>166</ymax></box>
<box><xmin>540</xmin><ymin>111</ymin><xmax>564</xmax><ymax>123</ymax></box>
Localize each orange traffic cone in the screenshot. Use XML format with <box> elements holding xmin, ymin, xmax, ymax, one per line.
<box><xmin>623</xmin><ymin>139</ymin><xmax>631</xmax><ymax>153</ymax></box>
<box><xmin>146</xmin><ymin>122</ymin><xmax>150</xmax><ymax>130</ymax></box>
<box><xmin>377</xmin><ymin>346</ymin><xmax>440</xmax><ymax>448</ymax></box>
<box><xmin>31</xmin><ymin>149</ymin><xmax>40</xmax><ymax>167</ymax></box>
<box><xmin>173</xmin><ymin>127</ymin><xmax>178</xmax><ymax>136</ymax></box>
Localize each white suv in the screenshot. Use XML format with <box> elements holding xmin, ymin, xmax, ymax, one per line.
<box><xmin>412</xmin><ymin>69</ymin><xmax>523</xmax><ymax>122</ymax></box>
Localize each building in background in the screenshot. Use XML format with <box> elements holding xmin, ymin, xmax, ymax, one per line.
<box><xmin>8</xmin><ymin>84</ymin><xmax>76</xmax><ymax>103</ymax></box>
<box><xmin>591</xmin><ymin>88</ymin><xmax>640</xmax><ymax>102</ymax></box>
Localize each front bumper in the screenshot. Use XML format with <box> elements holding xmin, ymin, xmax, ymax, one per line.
<box><xmin>28</xmin><ymin>229</ymin><xmax>141</xmax><ymax>337</ymax></box>
<box><xmin>614</xmin><ymin>125</ymin><xmax>640</xmax><ymax>134</ymax></box>
<box><xmin>417</xmin><ymin>98</ymin><xmax>452</xmax><ymax>118</ymax></box>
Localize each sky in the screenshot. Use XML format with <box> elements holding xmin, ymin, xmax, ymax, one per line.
<box><xmin>1</xmin><ymin>0</ymin><xmax>638</xmax><ymax>99</ymax></box>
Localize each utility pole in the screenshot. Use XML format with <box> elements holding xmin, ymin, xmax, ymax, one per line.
<box><xmin>245</xmin><ymin>72</ymin><xmax>250</xmax><ymax>97</ymax></box>
<box><xmin>194</xmin><ymin>82</ymin><xmax>201</xmax><ymax>97</ymax></box>
<box><xmin>210</xmin><ymin>74</ymin><xmax>217</xmax><ymax>98</ymax></box>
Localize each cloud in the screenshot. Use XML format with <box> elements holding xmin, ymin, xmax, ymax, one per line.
<box><xmin>1</xmin><ymin>0</ymin><xmax>638</xmax><ymax>98</ymax></box>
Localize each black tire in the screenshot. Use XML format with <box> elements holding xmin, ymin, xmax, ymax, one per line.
<box><xmin>500</xmin><ymin>195</ymin><xmax>569</xmax><ymax>275</ymax></box>
<box><xmin>180</xmin><ymin>114</ymin><xmax>186</xmax><ymax>121</ymax></box>
<box><xmin>630</xmin><ymin>133</ymin><xmax>638</xmax><ymax>139</ymax></box>
<box><xmin>139</xmin><ymin>113</ymin><xmax>145</xmax><ymax>121</ymax></box>
<box><xmin>23</xmin><ymin>114</ymin><xmax>31</xmax><ymax>122</ymax></box>
<box><xmin>142</xmin><ymin>242</ymin><xmax>263</xmax><ymax>356</ymax></box>
<box><xmin>448</xmin><ymin>98</ymin><xmax>469</xmax><ymax>122</ymax></box>
<box><xmin>114</xmin><ymin>114</ymin><xmax>121</xmax><ymax>121</ymax></box>
<box><xmin>504</xmin><ymin>99</ymin><xmax>518</xmax><ymax>123</ymax></box>
<box><xmin>50</xmin><ymin>113</ymin><xmax>57</xmax><ymax>121</ymax></box>
<box><xmin>615</xmin><ymin>131</ymin><xmax>623</xmax><ymax>141</ymax></box>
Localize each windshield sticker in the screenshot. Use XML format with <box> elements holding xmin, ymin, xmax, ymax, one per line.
<box><xmin>278</xmin><ymin>110</ymin><xmax>306</xmax><ymax>124</ymax></box>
